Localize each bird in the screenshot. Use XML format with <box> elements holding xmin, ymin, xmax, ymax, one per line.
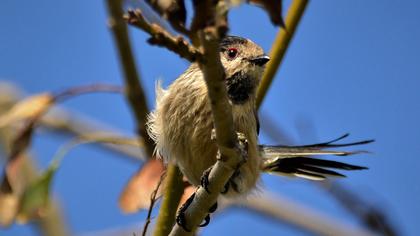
<box><xmin>147</xmin><ymin>35</ymin><xmax>372</xmax><ymax>230</ymax></box>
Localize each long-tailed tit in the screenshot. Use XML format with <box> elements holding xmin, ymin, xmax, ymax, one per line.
<box><xmin>147</xmin><ymin>35</ymin><xmax>372</xmax><ymax>229</ymax></box>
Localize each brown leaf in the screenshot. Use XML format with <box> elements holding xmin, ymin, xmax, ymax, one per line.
<box><xmin>9</xmin><ymin>121</ymin><xmax>35</xmax><ymax>162</ymax></box>
<box><xmin>0</xmin><ymin>93</ymin><xmax>54</xmax><ymax>128</ymax></box>
<box><xmin>4</xmin><ymin>151</ymin><xmax>30</xmax><ymax>194</ymax></box>
<box><xmin>0</xmin><ymin>192</ymin><xmax>20</xmax><ymax>227</ymax></box>
<box><xmin>0</xmin><ymin>154</ymin><xmax>32</xmax><ymax>227</ymax></box>
<box><xmin>248</xmin><ymin>0</ymin><xmax>285</xmax><ymax>27</ymax></box>
<box><xmin>119</xmin><ymin>159</ymin><xmax>165</xmax><ymax>213</ymax></box>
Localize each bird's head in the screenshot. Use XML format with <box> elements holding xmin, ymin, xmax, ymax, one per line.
<box><xmin>219</xmin><ymin>36</ymin><xmax>269</xmax><ymax>104</ymax></box>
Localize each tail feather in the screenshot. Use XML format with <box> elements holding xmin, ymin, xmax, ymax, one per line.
<box><xmin>268</xmin><ymin>133</ymin><xmax>374</xmax><ymax>149</ymax></box>
<box><xmin>294</xmin><ymin>170</ymin><xmax>326</xmax><ymax>181</ymax></box>
<box><xmin>261</xmin><ymin>134</ymin><xmax>372</xmax><ymax>180</ymax></box>
<box><xmin>298</xmin><ymin>165</ymin><xmax>346</xmax><ymax>177</ymax></box>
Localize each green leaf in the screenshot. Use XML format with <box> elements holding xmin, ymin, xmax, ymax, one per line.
<box><xmin>17</xmin><ymin>164</ymin><xmax>57</xmax><ymax>223</ymax></box>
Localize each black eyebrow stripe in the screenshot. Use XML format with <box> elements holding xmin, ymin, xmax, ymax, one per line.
<box><xmin>220</xmin><ymin>36</ymin><xmax>247</xmax><ymax>49</ymax></box>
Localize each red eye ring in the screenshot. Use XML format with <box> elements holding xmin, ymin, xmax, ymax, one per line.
<box><xmin>227</xmin><ymin>48</ymin><xmax>238</xmax><ymax>59</ymax></box>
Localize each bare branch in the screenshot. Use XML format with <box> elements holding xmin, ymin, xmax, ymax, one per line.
<box><xmin>169</xmin><ymin>1</ymin><xmax>248</xmax><ymax>235</ymax></box>
<box><xmin>3</xmin><ymin>84</ymin><xmax>124</xmax><ymax>173</ymax></box>
<box><xmin>125</xmin><ymin>9</ymin><xmax>203</xmax><ymax>62</ymax></box>
<box><xmin>256</xmin><ymin>0</ymin><xmax>308</xmax><ymax>108</ymax></box>
<box><xmin>41</xmin><ymin>107</ymin><xmax>145</xmax><ymax>161</ymax></box>
<box><xmin>321</xmin><ymin>181</ymin><xmax>399</xmax><ymax>236</ymax></box>
<box><xmin>106</xmin><ymin>0</ymin><xmax>155</xmax><ymax>159</ymax></box>
<box><xmin>144</xmin><ymin>0</ymin><xmax>189</xmax><ymax>35</ymax></box>
<box><xmin>231</xmin><ymin>192</ymin><xmax>377</xmax><ymax>236</ymax></box>
<box><xmin>153</xmin><ymin>164</ymin><xmax>184</xmax><ymax>236</ymax></box>
<box><xmin>142</xmin><ymin>171</ymin><xmax>166</xmax><ymax>236</ymax></box>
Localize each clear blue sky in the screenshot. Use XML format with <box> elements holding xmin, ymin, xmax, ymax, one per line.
<box><xmin>1</xmin><ymin>0</ymin><xmax>419</xmax><ymax>235</ymax></box>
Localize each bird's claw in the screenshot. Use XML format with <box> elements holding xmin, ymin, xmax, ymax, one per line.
<box><xmin>209</xmin><ymin>202</ymin><xmax>218</xmax><ymax>213</ymax></box>
<box><xmin>176</xmin><ymin>192</ymin><xmax>195</xmax><ymax>232</ymax></box>
<box><xmin>201</xmin><ymin>167</ymin><xmax>212</xmax><ymax>193</ymax></box>
<box><xmin>221</xmin><ymin>181</ymin><xmax>230</xmax><ymax>194</ymax></box>
<box><xmin>199</xmin><ymin>202</ymin><xmax>218</xmax><ymax>227</ymax></box>
<box><xmin>210</xmin><ymin>131</ymin><xmax>248</xmax><ymax>195</ymax></box>
<box><xmin>199</xmin><ymin>214</ymin><xmax>211</xmax><ymax>227</ymax></box>
<box><xmin>176</xmin><ymin>193</ymin><xmax>219</xmax><ymax>230</ymax></box>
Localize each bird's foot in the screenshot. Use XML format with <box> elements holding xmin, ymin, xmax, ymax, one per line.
<box><xmin>176</xmin><ymin>192</ymin><xmax>195</xmax><ymax>232</ymax></box>
<box><xmin>220</xmin><ymin>168</ymin><xmax>242</xmax><ymax>194</ymax></box>
<box><xmin>198</xmin><ymin>201</ymin><xmax>218</xmax><ymax>227</ymax></box>
<box><xmin>176</xmin><ymin>192</ymin><xmax>219</xmax><ymax>230</ymax></box>
<box><xmin>200</xmin><ymin>167</ymin><xmax>212</xmax><ymax>194</ymax></box>
<box><xmin>208</xmin><ymin>130</ymin><xmax>249</xmax><ymax>195</ymax></box>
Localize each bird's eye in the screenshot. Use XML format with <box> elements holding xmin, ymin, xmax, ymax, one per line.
<box><xmin>226</xmin><ymin>48</ymin><xmax>238</xmax><ymax>59</ymax></box>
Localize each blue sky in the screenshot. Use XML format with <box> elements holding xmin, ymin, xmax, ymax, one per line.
<box><xmin>1</xmin><ymin>0</ymin><xmax>419</xmax><ymax>235</ymax></box>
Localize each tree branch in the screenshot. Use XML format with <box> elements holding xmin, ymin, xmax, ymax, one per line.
<box><xmin>233</xmin><ymin>192</ymin><xmax>377</xmax><ymax>236</ymax></box>
<box><xmin>124</xmin><ymin>9</ymin><xmax>203</xmax><ymax>62</ymax></box>
<box><xmin>142</xmin><ymin>171</ymin><xmax>166</xmax><ymax>236</ymax></box>
<box><xmin>106</xmin><ymin>0</ymin><xmax>155</xmax><ymax>159</ymax></box>
<box><xmin>169</xmin><ymin>1</ymin><xmax>246</xmax><ymax>235</ymax></box>
<box><xmin>153</xmin><ymin>165</ymin><xmax>184</xmax><ymax>236</ymax></box>
<box><xmin>321</xmin><ymin>181</ymin><xmax>399</xmax><ymax>236</ymax></box>
<box><xmin>256</xmin><ymin>0</ymin><xmax>308</xmax><ymax>108</ymax></box>
<box><xmin>40</xmin><ymin>107</ymin><xmax>145</xmax><ymax>162</ymax></box>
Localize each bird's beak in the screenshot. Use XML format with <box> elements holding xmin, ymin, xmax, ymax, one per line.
<box><xmin>249</xmin><ymin>55</ymin><xmax>270</xmax><ymax>66</ymax></box>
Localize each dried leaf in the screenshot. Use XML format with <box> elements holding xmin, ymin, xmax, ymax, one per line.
<box><xmin>9</xmin><ymin>121</ymin><xmax>35</xmax><ymax>161</ymax></box>
<box><xmin>248</xmin><ymin>0</ymin><xmax>285</xmax><ymax>27</ymax></box>
<box><xmin>4</xmin><ymin>151</ymin><xmax>30</xmax><ymax>195</ymax></box>
<box><xmin>0</xmin><ymin>192</ymin><xmax>20</xmax><ymax>226</ymax></box>
<box><xmin>0</xmin><ymin>123</ymin><xmax>37</xmax><ymax>215</ymax></box>
<box><xmin>0</xmin><ymin>93</ymin><xmax>54</xmax><ymax>128</ymax></box>
<box><xmin>119</xmin><ymin>159</ymin><xmax>165</xmax><ymax>213</ymax></box>
<box><xmin>0</xmin><ymin>154</ymin><xmax>33</xmax><ymax>226</ymax></box>
<box><xmin>16</xmin><ymin>165</ymin><xmax>56</xmax><ymax>224</ymax></box>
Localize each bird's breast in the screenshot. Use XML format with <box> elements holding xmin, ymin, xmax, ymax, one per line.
<box><xmin>226</xmin><ymin>72</ymin><xmax>257</xmax><ymax>105</ymax></box>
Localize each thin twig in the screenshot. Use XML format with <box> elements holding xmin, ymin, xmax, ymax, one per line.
<box><xmin>106</xmin><ymin>0</ymin><xmax>155</xmax><ymax>159</ymax></box>
<box><xmin>5</xmin><ymin>84</ymin><xmax>125</xmax><ymax>167</ymax></box>
<box><xmin>125</xmin><ymin>9</ymin><xmax>203</xmax><ymax>62</ymax></box>
<box><xmin>256</xmin><ymin>0</ymin><xmax>308</xmax><ymax>108</ymax></box>
<box><xmin>142</xmin><ymin>171</ymin><xmax>166</xmax><ymax>236</ymax></box>
<box><xmin>54</xmin><ymin>84</ymin><xmax>123</xmax><ymax>101</ymax></box>
<box><xmin>41</xmin><ymin>107</ymin><xmax>145</xmax><ymax>161</ymax></box>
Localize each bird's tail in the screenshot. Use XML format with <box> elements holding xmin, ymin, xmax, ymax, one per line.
<box><xmin>260</xmin><ymin>134</ymin><xmax>374</xmax><ymax>180</ymax></box>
